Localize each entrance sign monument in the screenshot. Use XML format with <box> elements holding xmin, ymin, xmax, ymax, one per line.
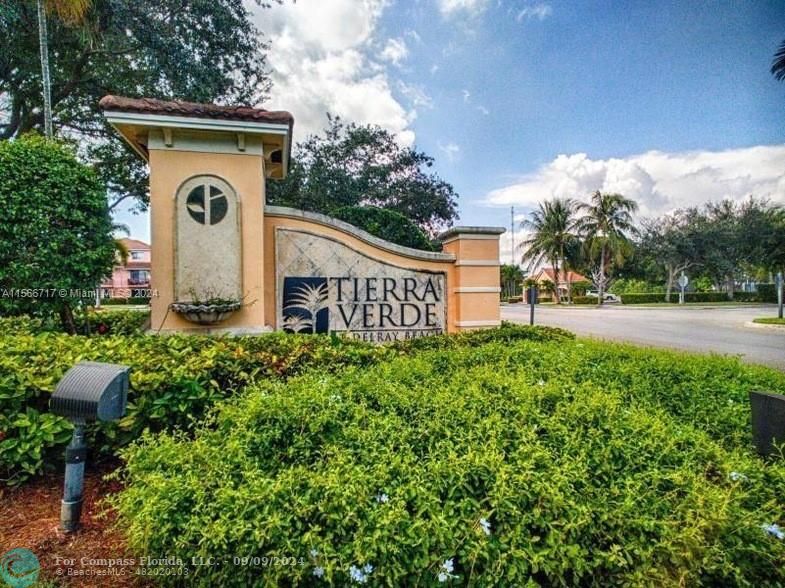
<box><xmin>101</xmin><ymin>96</ymin><xmax>504</xmax><ymax>339</ymax></box>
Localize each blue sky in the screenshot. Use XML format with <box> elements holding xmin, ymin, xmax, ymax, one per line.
<box><xmin>118</xmin><ymin>0</ymin><xmax>785</xmax><ymax>260</ymax></box>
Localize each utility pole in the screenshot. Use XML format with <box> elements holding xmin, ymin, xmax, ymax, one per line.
<box><xmin>510</xmin><ymin>206</ymin><xmax>515</xmax><ymax>266</ymax></box>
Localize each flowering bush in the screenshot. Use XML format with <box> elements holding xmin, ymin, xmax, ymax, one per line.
<box><xmin>114</xmin><ymin>339</ymin><xmax>785</xmax><ymax>586</ymax></box>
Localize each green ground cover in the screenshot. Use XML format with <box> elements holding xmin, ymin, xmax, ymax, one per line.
<box><xmin>113</xmin><ymin>336</ymin><xmax>785</xmax><ymax>586</ymax></box>
<box><xmin>753</xmin><ymin>317</ymin><xmax>785</xmax><ymax>326</ymax></box>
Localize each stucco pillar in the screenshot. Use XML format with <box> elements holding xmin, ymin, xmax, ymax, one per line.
<box><xmin>100</xmin><ymin>95</ymin><xmax>293</xmax><ymax>335</ymax></box>
<box><xmin>438</xmin><ymin>227</ymin><xmax>505</xmax><ymax>331</ymax></box>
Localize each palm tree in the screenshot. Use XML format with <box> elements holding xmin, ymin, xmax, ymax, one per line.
<box><xmin>575</xmin><ymin>191</ymin><xmax>638</xmax><ymax>305</ymax></box>
<box><xmin>35</xmin><ymin>0</ymin><xmax>93</xmax><ymax>136</ymax></box>
<box><xmin>518</xmin><ymin>198</ymin><xmax>578</xmax><ymax>304</ymax></box>
<box><xmin>772</xmin><ymin>38</ymin><xmax>785</xmax><ymax>82</ymax></box>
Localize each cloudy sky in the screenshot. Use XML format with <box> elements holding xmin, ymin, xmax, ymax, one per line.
<box><xmin>120</xmin><ymin>0</ymin><xmax>785</xmax><ymax>261</ymax></box>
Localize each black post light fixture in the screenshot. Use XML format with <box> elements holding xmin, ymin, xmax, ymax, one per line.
<box><xmin>749</xmin><ymin>390</ymin><xmax>785</xmax><ymax>457</ymax></box>
<box><xmin>49</xmin><ymin>361</ymin><xmax>130</xmax><ymax>532</ymax></box>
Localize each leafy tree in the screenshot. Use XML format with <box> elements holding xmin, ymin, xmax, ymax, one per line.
<box><xmin>1</xmin><ymin>0</ymin><xmax>282</xmax><ymax>211</ymax></box>
<box><xmin>638</xmin><ymin>209</ymin><xmax>703</xmax><ymax>301</ymax></box>
<box><xmin>518</xmin><ymin>198</ymin><xmax>579</xmax><ymax>303</ymax></box>
<box><xmin>266</xmin><ymin>115</ymin><xmax>459</xmax><ymax>234</ymax></box>
<box><xmin>575</xmin><ymin>191</ymin><xmax>638</xmax><ymax>305</ymax></box>
<box><xmin>331</xmin><ymin>206</ymin><xmax>436</xmax><ymax>251</ymax></box>
<box><xmin>0</xmin><ymin>135</ymin><xmax>115</xmax><ymax>332</ymax></box>
<box><xmin>500</xmin><ymin>263</ymin><xmax>524</xmax><ymax>298</ymax></box>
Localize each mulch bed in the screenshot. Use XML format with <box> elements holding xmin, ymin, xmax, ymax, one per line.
<box><xmin>0</xmin><ymin>459</ymin><xmax>150</xmax><ymax>587</ymax></box>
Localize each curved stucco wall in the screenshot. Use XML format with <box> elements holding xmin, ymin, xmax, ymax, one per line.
<box><xmin>264</xmin><ymin>207</ymin><xmax>460</xmax><ymax>333</ymax></box>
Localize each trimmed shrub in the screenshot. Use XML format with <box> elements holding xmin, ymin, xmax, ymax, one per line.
<box><xmin>0</xmin><ymin>309</ymin><xmax>150</xmax><ymax>336</ymax></box>
<box><xmin>620</xmin><ymin>293</ymin><xmax>669</xmax><ymax>304</ymax></box>
<box><xmin>114</xmin><ymin>339</ymin><xmax>785</xmax><ymax>586</ymax></box>
<box><xmin>505</xmin><ymin>296</ymin><xmax>522</xmax><ymax>303</ymax></box>
<box><xmin>571</xmin><ymin>295</ymin><xmax>596</xmax><ymax>304</ymax></box>
<box><xmin>0</xmin><ymin>324</ymin><xmax>568</xmax><ymax>484</ymax></box>
<box><xmin>751</xmin><ymin>284</ymin><xmax>777</xmax><ymax>303</ymax></box>
<box><xmin>0</xmin><ymin>333</ymin><xmax>385</xmax><ymax>484</ymax></box>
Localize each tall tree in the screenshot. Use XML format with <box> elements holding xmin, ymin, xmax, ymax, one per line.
<box><xmin>518</xmin><ymin>198</ymin><xmax>578</xmax><ymax>304</ymax></box>
<box><xmin>266</xmin><ymin>115</ymin><xmax>459</xmax><ymax>235</ymax></box>
<box><xmin>1</xmin><ymin>0</ymin><xmax>282</xmax><ymax>211</ymax></box>
<box><xmin>575</xmin><ymin>191</ymin><xmax>638</xmax><ymax>305</ymax></box>
<box><xmin>639</xmin><ymin>209</ymin><xmax>702</xmax><ymax>302</ymax></box>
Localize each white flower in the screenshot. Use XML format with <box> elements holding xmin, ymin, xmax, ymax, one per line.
<box><xmin>537</xmin><ymin>379</ymin><xmax>545</xmax><ymax>386</ymax></box>
<box><xmin>309</xmin><ymin>548</ymin><xmax>319</xmax><ymax>558</ymax></box>
<box><xmin>762</xmin><ymin>523</ymin><xmax>785</xmax><ymax>540</ymax></box>
<box><xmin>313</xmin><ymin>566</ymin><xmax>325</xmax><ymax>578</ymax></box>
<box><xmin>375</xmin><ymin>493</ymin><xmax>389</xmax><ymax>503</ymax></box>
<box><xmin>438</xmin><ymin>559</ymin><xmax>457</xmax><ymax>582</ymax></box>
<box><xmin>729</xmin><ymin>471</ymin><xmax>748</xmax><ymax>482</ymax></box>
<box><xmin>349</xmin><ymin>563</ymin><xmax>373</xmax><ymax>583</ymax></box>
<box><xmin>480</xmin><ymin>517</ymin><xmax>492</xmax><ymax>535</ymax></box>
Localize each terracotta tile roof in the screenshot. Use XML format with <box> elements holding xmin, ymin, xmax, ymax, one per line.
<box><xmin>534</xmin><ymin>268</ymin><xmax>588</xmax><ymax>283</ymax></box>
<box><xmin>99</xmin><ymin>95</ymin><xmax>294</xmax><ymax>126</ymax></box>
<box><xmin>118</xmin><ymin>237</ymin><xmax>149</xmax><ymax>251</ymax></box>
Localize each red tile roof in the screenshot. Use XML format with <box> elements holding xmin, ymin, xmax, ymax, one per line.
<box><xmin>99</xmin><ymin>95</ymin><xmax>294</xmax><ymax>126</ymax></box>
<box><xmin>118</xmin><ymin>237</ymin><xmax>149</xmax><ymax>251</ymax></box>
<box><xmin>533</xmin><ymin>268</ymin><xmax>588</xmax><ymax>283</ymax></box>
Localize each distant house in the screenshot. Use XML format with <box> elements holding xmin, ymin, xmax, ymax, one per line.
<box><xmin>530</xmin><ymin>267</ymin><xmax>588</xmax><ymax>302</ymax></box>
<box><xmin>101</xmin><ymin>238</ymin><xmax>151</xmax><ymax>299</ymax></box>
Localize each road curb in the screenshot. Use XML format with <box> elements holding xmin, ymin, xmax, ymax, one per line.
<box><xmin>745</xmin><ymin>321</ymin><xmax>785</xmax><ymax>332</ymax></box>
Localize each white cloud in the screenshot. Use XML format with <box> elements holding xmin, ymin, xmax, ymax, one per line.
<box><xmin>484</xmin><ymin>145</ymin><xmax>785</xmax><ymax>220</ymax></box>
<box><xmin>379</xmin><ymin>37</ymin><xmax>409</xmax><ymax>66</ymax></box>
<box><xmin>462</xmin><ymin>89</ymin><xmax>471</xmax><ymax>103</ymax></box>
<box><xmin>398</xmin><ymin>81</ymin><xmax>434</xmax><ymax>109</ymax></box>
<box><xmin>249</xmin><ymin>0</ymin><xmax>415</xmax><ymax>145</ymax></box>
<box><xmin>438</xmin><ymin>141</ymin><xmax>461</xmax><ymax>162</ymax></box>
<box><xmin>516</xmin><ymin>3</ymin><xmax>552</xmax><ymax>22</ymax></box>
<box><xmin>430</xmin><ymin>64</ymin><xmax>440</xmax><ymax>75</ymax></box>
<box><xmin>437</xmin><ymin>0</ymin><xmax>490</xmax><ymax>17</ymax></box>
<box><xmin>476</xmin><ymin>104</ymin><xmax>490</xmax><ymax>116</ymax></box>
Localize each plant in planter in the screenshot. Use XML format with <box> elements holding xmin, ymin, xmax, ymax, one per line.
<box><xmin>170</xmin><ymin>289</ymin><xmax>243</xmax><ymax>325</ymax></box>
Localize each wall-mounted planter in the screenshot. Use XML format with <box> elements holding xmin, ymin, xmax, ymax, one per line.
<box><xmin>170</xmin><ymin>301</ymin><xmax>242</xmax><ymax>325</ymax></box>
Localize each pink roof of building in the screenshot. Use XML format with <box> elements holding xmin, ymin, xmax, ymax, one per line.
<box><xmin>119</xmin><ymin>238</ymin><xmax>149</xmax><ymax>251</ymax></box>
<box><xmin>533</xmin><ymin>268</ymin><xmax>588</xmax><ymax>283</ymax></box>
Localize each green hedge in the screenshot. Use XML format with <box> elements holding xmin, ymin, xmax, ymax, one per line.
<box><xmin>751</xmin><ymin>284</ymin><xmax>778</xmax><ymax>303</ymax></box>
<box><xmin>621</xmin><ymin>290</ymin><xmax>779</xmax><ymax>304</ymax></box>
<box><xmin>0</xmin><ymin>324</ymin><xmax>570</xmax><ymax>484</ymax></box>
<box><xmin>571</xmin><ymin>295</ymin><xmax>596</xmax><ymax>304</ymax></box>
<box><xmin>0</xmin><ymin>309</ymin><xmax>150</xmax><ymax>336</ymax></box>
<box><xmin>114</xmin><ymin>339</ymin><xmax>785</xmax><ymax>586</ymax></box>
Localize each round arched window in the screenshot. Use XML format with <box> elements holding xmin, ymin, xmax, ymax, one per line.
<box><xmin>179</xmin><ymin>177</ymin><xmax>235</xmax><ymax>226</ymax></box>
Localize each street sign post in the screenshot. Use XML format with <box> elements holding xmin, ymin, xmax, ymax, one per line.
<box><xmin>777</xmin><ymin>272</ymin><xmax>783</xmax><ymax>320</ymax></box>
<box><xmin>677</xmin><ymin>273</ymin><xmax>689</xmax><ymax>305</ymax></box>
<box><xmin>528</xmin><ymin>285</ymin><xmax>537</xmax><ymax>326</ymax></box>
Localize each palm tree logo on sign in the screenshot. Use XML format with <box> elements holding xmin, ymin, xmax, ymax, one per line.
<box><xmin>283</xmin><ymin>278</ymin><xmax>329</xmax><ymax>334</ymax></box>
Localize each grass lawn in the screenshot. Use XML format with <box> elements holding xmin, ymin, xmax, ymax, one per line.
<box><xmin>753</xmin><ymin>317</ymin><xmax>785</xmax><ymax>325</ymax></box>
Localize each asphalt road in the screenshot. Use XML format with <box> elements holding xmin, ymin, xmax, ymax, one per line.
<box><xmin>502</xmin><ymin>303</ymin><xmax>785</xmax><ymax>369</ymax></box>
